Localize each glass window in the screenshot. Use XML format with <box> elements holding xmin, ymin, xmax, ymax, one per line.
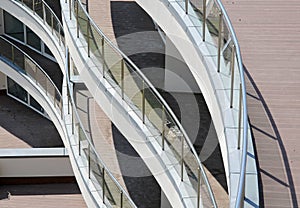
<box><xmin>44</xmin><ymin>44</ymin><xmax>54</xmax><ymax>57</ymax></box>
<box><xmin>26</xmin><ymin>27</ymin><xmax>41</xmax><ymax>51</ymax></box>
<box><xmin>7</xmin><ymin>77</ymin><xmax>28</xmax><ymax>103</ymax></box>
<box><xmin>30</xmin><ymin>95</ymin><xmax>44</xmax><ymax>113</ymax></box>
<box><xmin>4</xmin><ymin>11</ymin><xmax>24</xmax><ymax>42</ymax></box>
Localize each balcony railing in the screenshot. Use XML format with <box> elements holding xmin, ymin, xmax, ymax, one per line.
<box><xmin>175</xmin><ymin>0</ymin><xmax>249</xmax><ymax>207</ymax></box>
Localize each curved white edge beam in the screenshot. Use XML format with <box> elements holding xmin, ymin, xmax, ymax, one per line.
<box><xmin>0</xmin><ymin>0</ymin><xmax>65</xmax><ymax>75</ymax></box>
<box><xmin>0</xmin><ymin>59</ymin><xmax>101</xmax><ymax>208</ymax></box>
<box><xmin>134</xmin><ymin>0</ymin><xmax>259</xmax><ymax>207</ymax></box>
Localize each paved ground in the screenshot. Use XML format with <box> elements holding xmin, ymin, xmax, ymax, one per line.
<box><xmin>0</xmin><ymin>95</ymin><xmax>62</xmax><ymax>148</ymax></box>
<box><xmin>0</xmin><ymin>182</ymin><xmax>86</xmax><ymax>208</ymax></box>
<box><xmin>223</xmin><ymin>0</ymin><xmax>300</xmax><ymax>207</ymax></box>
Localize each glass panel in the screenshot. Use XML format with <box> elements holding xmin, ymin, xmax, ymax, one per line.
<box><xmin>13</xmin><ymin>47</ymin><xmax>25</xmax><ymax>70</ymax></box>
<box><xmin>7</xmin><ymin>77</ymin><xmax>28</xmax><ymax>103</ymax></box>
<box><xmin>104</xmin><ymin>170</ymin><xmax>122</xmax><ymax>207</ymax></box>
<box><xmin>24</xmin><ymin>57</ymin><xmax>37</xmax><ymax>80</ymax></box>
<box><xmin>22</xmin><ymin>0</ymin><xmax>34</xmax><ymax>10</ymax></box>
<box><xmin>29</xmin><ymin>95</ymin><xmax>44</xmax><ymax>113</ymax></box>
<box><xmin>26</xmin><ymin>27</ymin><xmax>41</xmax><ymax>51</ymax></box>
<box><xmin>34</xmin><ymin>0</ymin><xmax>43</xmax><ymax>19</ymax></box>
<box><xmin>4</xmin><ymin>11</ymin><xmax>24</xmax><ymax>42</ymax></box>
<box><xmin>44</xmin><ymin>43</ymin><xmax>54</xmax><ymax>57</ymax></box>
<box><xmin>90</xmin><ymin>25</ymin><xmax>103</xmax><ymax>59</ymax></box>
<box><xmin>206</xmin><ymin>2</ymin><xmax>220</xmax><ymax>56</ymax></box>
<box><xmin>35</xmin><ymin>68</ymin><xmax>47</xmax><ymax>93</ymax></box>
<box><xmin>89</xmin><ymin>148</ymin><xmax>104</xmax><ymax>191</ymax></box>
<box><xmin>0</xmin><ymin>38</ymin><xmax>13</xmax><ymax>60</ymax></box>
<box><xmin>104</xmin><ymin>43</ymin><xmax>123</xmax><ymax>86</ymax></box>
<box><xmin>46</xmin><ymin>78</ymin><xmax>55</xmax><ymax>104</ymax></box>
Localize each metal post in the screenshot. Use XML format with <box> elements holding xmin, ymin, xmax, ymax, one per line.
<box><xmin>76</xmin><ymin>1</ymin><xmax>79</xmax><ymax>38</ymax></box>
<box><xmin>72</xmin><ymin>103</ymin><xmax>74</xmax><ymax>134</ymax></box>
<box><xmin>102</xmin><ymin>37</ymin><xmax>105</xmax><ymax>77</ymax></box>
<box><xmin>185</xmin><ymin>0</ymin><xmax>188</xmax><ymax>14</ymax></box>
<box><xmin>59</xmin><ymin>26</ymin><xmax>61</xmax><ymax>46</ymax></box>
<box><xmin>42</xmin><ymin>3</ymin><xmax>45</xmax><ymax>24</ymax></box>
<box><xmin>197</xmin><ymin>168</ymin><xmax>201</xmax><ymax>208</ymax></box>
<box><xmin>121</xmin><ymin>60</ymin><xmax>124</xmax><ymax>99</ymax></box>
<box><xmin>88</xmin><ymin>143</ymin><xmax>91</xmax><ymax>178</ymax></box>
<box><xmin>11</xmin><ymin>46</ymin><xmax>14</xmax><ymax>63</ymax></box>
<box><xmin>102</xmin><ymin>167</ymin><xmax>105</xmax><ymax>203</ymax></box>
<box><xmin>87</xmin><ymin>20</ymin><xmax>90</xmax><ymax>57</ymax></box>
<box><xmin>217</xmin><ymin>12</ymin><xmax>222</xmax><ymax>73</ymax></box>
<box><xmin>78</xmin><ymin>125</ymin><xmax>81</xmax><ymax>156</ymax></box>
<box><xmin>69</xmin><ymin>0</ymin><xmax>72</xmax><ymax>20</ymax></box>
<box><xmin>162</xmin><ymin>105</ymin><xmax>165</xmax><ymax>150</ymax></box>
<box><xmin>51</xmin><ymin>14</ymin><xmax>54</xmax><ymax>34</ymax></box>
<box><xmin>120</xmin><ymin>191</ymin><xmax>123</xmax><ymax>208</ymax></box>
<box><xmin>142</xmin><ymin>81</ymin><xmax>145</xmax><ymax>124</ymax></box>
<box><xmin>181</xmin><ymin>135</ymin><xmax>184</xmax><ymax>181</ymax></box>
<box><xmin>230</xmin><ymin>45</ymin><xmax>236</xmax><ymax>108</ymax></box>
<box><xmin>202</xmin><ymin>0</ymin><xmax>206</xmax><ymax>42</ymax></box>
<box><xmin>237</xmin><ymin>83</ymin><xmax>242</xmax><ymax>150</ymax></box>
<box><xmin>32</xmin><ymin>0</ymin><xmax>35</xmax><ymax>13</ymax></box>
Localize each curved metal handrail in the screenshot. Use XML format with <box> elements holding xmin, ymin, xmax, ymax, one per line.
<box><xmin>64</xmin><ymin>48</ymin><xmax>137</xmax><ymax>208</ymax></box>
<box><xmin>0</xmin><ymin>36</ymin><xmax>62</xmax><ymax>98</ymax></box>
<box><xmin>73</xmin><ymin>0</ymin><xmax>217</xmax><ymax>206</ymax></box>
<box><xmin>183</xmin><ymin>0</ymin><xmax>249</xmax><ymax>206</ymax></box>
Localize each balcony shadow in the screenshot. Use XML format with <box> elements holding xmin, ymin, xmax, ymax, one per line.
<box><xmin>244</xmin><ymin>66</ymin><xmax>297</xmax><ymax>207</ymax></box>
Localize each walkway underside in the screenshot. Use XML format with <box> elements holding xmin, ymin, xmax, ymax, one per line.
<box><xmin>223</xmin><ymin>1</ymin><xmax>300</xmax><ymax>207</ymax></box>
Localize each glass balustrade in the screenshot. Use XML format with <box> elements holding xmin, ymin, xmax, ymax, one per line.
<box><xmin>173</xmin><ymin>0</ymin><xmax>249</xmax><ymax>207</ymax></box>
<box><xmin>68</xmin><ymin>0</ymin><xmax>218</xmax><ymax>207</ymax></box>
<box><xmin>16</xmin><ymin>0</ymin><xmax>65</xmax><ymax>49</ymax></box>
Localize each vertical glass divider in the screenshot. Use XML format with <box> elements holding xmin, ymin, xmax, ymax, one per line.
<box><xmin>230</xmin><ymin>45</ymin><xmax>236</xmax><ymax>108</ymax></box>
<box><xmin>237</xmin><ymin>83</ymin><xmax>242</xmax><ymax>150</ymax></box>
<box><xmin>69</xmin><ymin>0</ymin><xmax>72</xmax><ymax>20</ymax></box>
<box><xmin>202</xmin><ymin>0</ymin><xmax>206</xmax><ymax>41</ymax></box>
<box><xmin>32</xmin><ymin>0</ymin><xmax>35</xmax><ymax>14</ymax></box>
<box><xmin>217</xmin><ymin>12</ymin><xmax>223</xmax><ymax>73</ymax></box>
<box><xmin>11</xmin><ymin>46</ymin><xmax>14</xmax><ymax>63</ymax></box>
<box><xmin>72</xmin><ymin>102</ymin><xmax>74</xmax><ymax>134</ymax></box>
<box><xmin>102</xmin><ymin>37</ymin><xmax>105</xmax><ymax>77</ymax></box>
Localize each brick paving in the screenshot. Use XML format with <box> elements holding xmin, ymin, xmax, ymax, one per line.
<box><xmin>223</xmin><ymin>0</ymin><xmax>300</xmax><ymax>207</ymax></box>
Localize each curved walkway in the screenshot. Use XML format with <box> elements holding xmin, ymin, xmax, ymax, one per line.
<box><xmin>223</xmin><ymin>1</ymin><xmax>300</xmax><ymax>207</ymax></box>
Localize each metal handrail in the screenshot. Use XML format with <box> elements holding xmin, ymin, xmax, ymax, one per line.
<box><xmin>183</xmin><ymin>0</ymin><xmax>248</xmax><ymax>207</ymax></box>
<box><xmin>73</xmin><ymin>0</ymin><xmax>217</xmax><ymax>206</ymax></box>
<box><xmin>64</xmin><ymin>48</ymin><xmax>137</xmax><ymax>208</ymax></box>
<box><xmin>0</xmin><ymin>36</ymin><xmax>62</xmax><ymax>98</ymax></box>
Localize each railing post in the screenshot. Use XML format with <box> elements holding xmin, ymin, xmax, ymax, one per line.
<box><xmin>237</xmin><ymin>83</ymin><xmax>242</xmax><ymax>150</ymax></box>
<box><xmin>202</xmin><ymin>0</ymin><xmax>206</xmax><ymax>42</ymax></box>
<box><xmin>51</xmin><ymin>13</ymin><xmax>54</xmax><ymax>34</ymax></box>
<box><xmin>78</xmin><ymin>124</ymin><xmax>81</xmax><ymax>156</ymax></box>
<box><xmin>230</xmin><ymin>45</ymin><xmax>236</xmax><ymax>108</ymax></box>
<box><xmin>11</xmin><ymin>46</ymin><xmax>14</xmax><ymax>63</ymax></box>
<box><xmin>59</xmin><ymin>26</ymin><xmax>61</xmax><ymax>46</ymax></box>
<box><xmin>32</xmin><ymin>0</ymin><xmax>35</xmax><ymax>13</ymax></box>
<box><xmin>102</xmin><ymin>37</ymin><xmax>105</xmax><ymax>77</ymax></box>
<box><xmin>88</xmin><ymin>143</ymin><xmax>91</xmax><ymax>178</ymax></box>
<box><xmin>181</xmin><ymin>135</ymin><xmax>184</xmax><ymax>181</ymax></box>
<box><xmin>197</xmin><ymin>168</ymin><xmax>201</xmax><ymax>208</ymax></box>
<box><xmin>121</xmin><ymin>59</ymin><xmax>124</xmax><ymax>99</ymax></box>
<box><xmin>120</xmin><ymin>191</ymin><xmax>123</xmax><ymax>208</ymax></box>
<box><xmin>142</xmin><ymin>80</ymin><xmax>145</xmax><ymax>124</ymax></box>
<box><xmin>162</xmin><ymin>105</ymin><xmax>165</xmax><ymax>150</ymax></box>
<box><xmin>76</xmin><ymin>1</ymin><xmax>79</xmax><ymax>38</ymax></box>
<box><xmin>102</xmin><ymin>167</ymin><xmax>105</xmax><ymax>204</ymax></box>
<box><xmin>87</xmin><ymin>20</ymin><xmax>90</xmax><ymax>57</ymax></box>
<box><xmin>185</xmin><ymin>0</ymin><xmax>188</xmax><ymax>14</ymax></box>
<box><xmin>42</xmin><ymin>3</ymin><xmax>45</xmax><ymax>24</ymax></box>
<box><xmin>69</xmin><ymin>0</ymin><xmax>72</xmax><ymax>20</ymax></box>
<box><xmin>217</xmin><ymin>12</ymin><xmax>223</xmax><ymax>73</ymax></box>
